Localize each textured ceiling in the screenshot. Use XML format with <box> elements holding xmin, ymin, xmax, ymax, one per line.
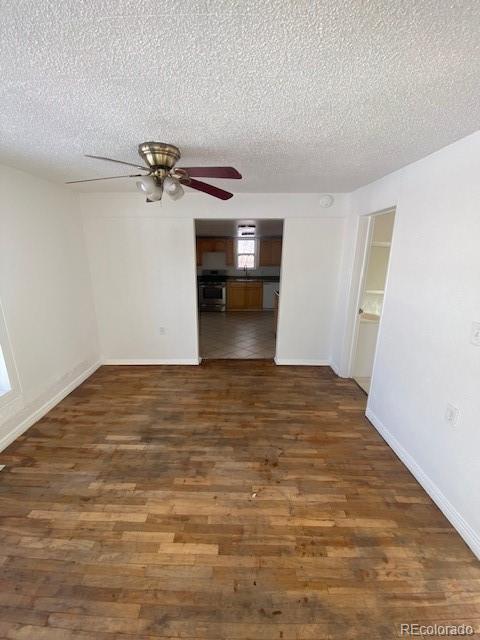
<box><xmin>1</xmin><ymin>1</ymin><xmax>479</xmax><ymax>193</ymax></box>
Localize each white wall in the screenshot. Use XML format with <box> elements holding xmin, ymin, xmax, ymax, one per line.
<box><xmin>83</xmin><ymin>214</ymin><xmax>199</xmax><ymax>364</ymax></box>
<box><xmin>79</xmin><ymin>193</ymin><xmax>349</xmax><ymax>365</ymax></box>
<box><xmin>0</xmin><ymin>164</ymin><xmax>100</xmax><ymax>450</ymax></box>
<box><xmin>276</xmin><ymin>217</ymin><xmax>344</xmax><ymax>364</ymax></box>
<box><xmin>338</xmin><ymin>131</ymin><xmax>480</xmax><ymax>556</ymax></box>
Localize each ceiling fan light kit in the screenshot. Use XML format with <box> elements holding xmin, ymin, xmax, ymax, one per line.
<box><xmin>136</xmin><ymin>175</ymin><xmax>156</xmax><ymax>192</ymax></box>
<box><xmin>66</xmin><ymin>141</ymin><xmax>242</xmax><ymax>203</ymax></box>
<box><xmin>163</xmin><ymin>175</ymin><xmax>184</xmax><ymax>200</ymax></box>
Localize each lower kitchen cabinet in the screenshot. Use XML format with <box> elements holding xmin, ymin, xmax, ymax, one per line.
<box><xmin>245</xmin><ymin>283</ymin><xmax>263</xmax><ymax>309</ymax></box>
<box><xmin>226</xmin><ymin>282</ymin><xmax>245</xmax><ymax>310</ymax></box>
<box><xmin>227</xmin><ymin>280</ymin><xmax>263</xmax><ymax>310</ymax></box>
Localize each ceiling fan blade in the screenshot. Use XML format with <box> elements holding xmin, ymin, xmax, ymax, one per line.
<box><xmin>65</xmin><ymin>174</ymin><xmax>145</xmax><ymax>184</ymax></box>
<box><xmin>179</xmin><ymin>166</ymin><xmax>242</xmax><ymax>179</ymax></box>
<box><xmin>85</xmin><ymin>154</ymin><xmax>148</xmax><ymax>171</ymax></box>
<box><xmin>182</xmin><ymin>178</ymin><xmax>233</xmax><ymax>200</ymax></box>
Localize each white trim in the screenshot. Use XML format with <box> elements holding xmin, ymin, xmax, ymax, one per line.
<box><xmin>0</xmin><ymin>360</ymin><xmax>101</xmax><ymax>453</ymax></box>
<box><xmin>274</xmin><ymin>358</ymin><xmax>331</xmax><ymax>366</ymax></box>
<box><xmin>329</xmin><ymin>361</ymin><xmax>341</xmax><ymax>376</ymax></box>
<box><xmin>191</xmin><ymin>218</ymin><xmax>201</xmax><ymax>364</ymax></box>
<box><xmin>0</xmin><ymin>299</ymin><xmax>22</xmax><ymax>408</ymax></box>
<box><xmin>103</xmin><ymin>358</ymin><xmax>201</xmax><ymax>365</ymax></box>
<box><xmin>366</xmin><ymin>407</ymin><xmax>480</xmax><ymax>560</ymax></box>
<box><xmin>345</xmin><ymin>207</ymin><xmax>397</xmax><ymax>379</ymax></box>
<box><xmin>347</xmin><ymin>215</ymin><xmax>375</xmax><ymax>376</ymax></box>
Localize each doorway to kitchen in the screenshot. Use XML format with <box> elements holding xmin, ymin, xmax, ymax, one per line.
<box><xmin>351</xmin><ymin>209</ymin><xmax>395</xmax><ymax>394</ymax></box>
<box><xmin>195</xmin><ymin>219</ymin><xmax>283</xmax><ymax>359</ymax></box>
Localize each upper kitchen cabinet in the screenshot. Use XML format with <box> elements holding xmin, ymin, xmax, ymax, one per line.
<box><xmin>196</xmin><ymin>237</ymin><xmax>234</xmax><ymax>266</ymax></box>
<box><xmin>225</xmin><ymin>239</ymin><xmax>234</xmax><ymax>266</ymax></box>
<box><xmin>196</xmin><ymin>238</ymin><xmax>204</xmax><ymax>265</ymax></box>
<box><xmin>259</xmin><ymin>237</ymin><xmax>282</xmax><ymax>266</ymax></box>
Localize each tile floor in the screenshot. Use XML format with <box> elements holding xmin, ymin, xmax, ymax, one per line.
<box><xmin>199</xmin><ymin>311</ymin><xmax>276</xmax><ymax>359</ymax></box>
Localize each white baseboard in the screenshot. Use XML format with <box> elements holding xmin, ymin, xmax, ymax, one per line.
<box><xmin>274</xmin><ymin>358</ymin><xmax>331</xmax><ymax>366</ymax></box>
<box><xmin>329</xmin><ymin>361</ymin><xmax>341</xmax><ymax>376</ymax></box>
<box><xmin>366</xmin><ymin>407</ymin><xmax>480</xmax><ymax>559</ymax></box>
<box><xmin>103</xmin><ymin>358</ymin><xmax>201</xmax><ymax>365</ymax></box>
<box><xmin>0</xmin><ymin>360</ymin><xmax>101</xmax><ymax>453</ymax></box>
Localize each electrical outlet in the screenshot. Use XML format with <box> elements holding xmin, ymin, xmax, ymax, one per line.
<box><xmin>445</xmin><ymin>403</ymin><xmax>460</xmax><ymax>428</ymax></box>
<box><xmin>470</xmin><ymin>321</ymin><xmax>480</xmax><ymax>346</ymax></box>
<box><xmin>159</xmin><ymin>327</ymin><xmax>166</xmax><ymax>335</ymax></box>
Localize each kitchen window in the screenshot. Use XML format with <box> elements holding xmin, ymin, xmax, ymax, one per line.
<box><xmin>236</xmin><ymin>239</ymin><xmax>256</xmax><ymax>269</ymax></box>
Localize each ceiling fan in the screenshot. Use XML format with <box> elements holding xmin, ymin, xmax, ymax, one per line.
<box><xmin>65</xmin><ymin>142</ymin><xmax>242</xmax><ymax>202</ymax></box>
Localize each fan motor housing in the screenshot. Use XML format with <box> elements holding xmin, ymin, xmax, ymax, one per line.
<box><xmin>138</xmin><ymin>142</ymin><xmax>181</xmax><ymax>170</ymax></box>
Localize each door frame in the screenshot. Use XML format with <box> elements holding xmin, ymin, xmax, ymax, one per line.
<box><xmin>193</xmin><ymin>217</ymin><xmax>285</xmax><ymax>362</ymax></box>
<box><xmin>0</xmin><ymin>296</ymin><xmax>22</xmax><ymax>411</ymax></box>
<box><xmin>347</xmin><ymin>207</ymin><xmax>397</xmax><ymax>379</ymax></box>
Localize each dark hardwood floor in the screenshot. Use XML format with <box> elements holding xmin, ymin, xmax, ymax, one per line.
<box><xmin>0</xmin><ymin>361</ymin><xmax>479</xmax><ymax>639</ymax></box>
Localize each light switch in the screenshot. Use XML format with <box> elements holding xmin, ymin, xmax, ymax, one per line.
<box><xmin>471</xmin><ymin>322</ymin><xmax>480</xmax><ymax>346</ymax></box>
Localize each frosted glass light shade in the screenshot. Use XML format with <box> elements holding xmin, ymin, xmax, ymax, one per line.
<box><xmin>164</xmin><ymin>176</ymin><xmax>184</xmax><ymax>200</ymax></box>
<box><xmin>147</xmin><ymin>189</ymin><xmax>163</xmax><ymax>201</ymax></box>
<box><xmin>136</xmin><ymin>176</ymin><xmax>157</xmax><ymax>193</ymax></box>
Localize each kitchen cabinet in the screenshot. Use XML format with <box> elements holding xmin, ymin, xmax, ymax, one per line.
<box><xmin>225</xmin><ymin>239</ymin><xmax>234</xmax><ymax>266</ymax></box>
<box><xmin>271</xmin><ymin>239</ymin><xmax>282</xmax><ymax>265</ymax></box>
<box><xmin>259</xmin><ymin>237</ymin><xmax>282</xmax><ymax>266</ymax></box>
<box><xmin>196</xmin><ymin>237</ymin><xmax>234</xmax><ymax>266</ymax></box>
<box><xmin>196</xmin><ymin>238</ymin><xmax>209</xmax><ymax>265</ymax></box>
<box><xmin>226</xmin><ymin>282</ymin><xmax>245</xmax><ymax>310</ymax></box>
<box><xmin>212</xmin><ymin>238</ymin><xmax>226</xmax><ymax>252</ymax></box>
<box><xmin>227</xmin><ymin>280</ymin><xmax>263</xmax><ymax>310</ymax></box>
<box><xmin>245</xmin><ymin>283</ymin><xmax>263</xmax><ymax>309</ymax></box>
